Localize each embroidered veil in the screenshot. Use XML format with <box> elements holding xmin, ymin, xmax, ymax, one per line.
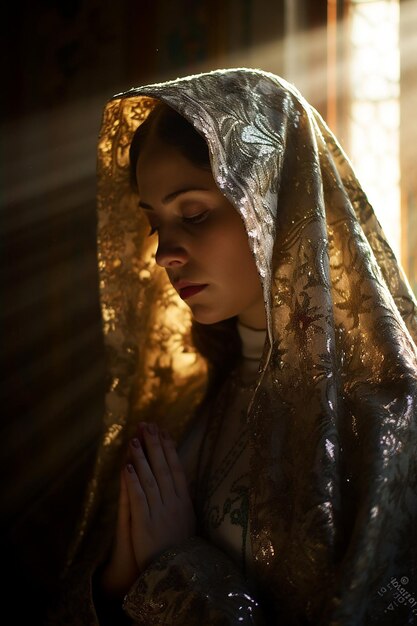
<box><xmin>54</xmin><ymin>68</ymin><xmax>417</xmax><ymax>625</ymax></box>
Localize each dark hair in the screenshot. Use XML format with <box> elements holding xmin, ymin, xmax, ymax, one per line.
<box><xmin>129</xmin><ymin>101</ymin><xmax>211</xmax><ymax>188</ymax></box>
<box><xmin>129</xmin><ymin>101</ymin><xmax>241</xmax><ymax>390</ymax></box>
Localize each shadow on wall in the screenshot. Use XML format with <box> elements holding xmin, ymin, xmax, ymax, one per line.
<box><xmin>1</xmin><ymin>1</ymin><xmax>145</xmax><ymax>621</ymax></box>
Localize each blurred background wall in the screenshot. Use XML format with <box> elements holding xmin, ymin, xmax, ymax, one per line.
<box><xmin>1</xmin><ymin>0</ymin><xmax>416</xmax><ymax>623</ymax></box>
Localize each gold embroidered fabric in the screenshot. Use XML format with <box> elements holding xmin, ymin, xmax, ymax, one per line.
<box><xmin>122</xmin><ymin>537</ymin><xmax>266</xmax><ymax>625</ymax></box>
<box><xmin>50</xmin><ymin>68</ymin><xmax>417</xmax><ymax>625</ymax></box>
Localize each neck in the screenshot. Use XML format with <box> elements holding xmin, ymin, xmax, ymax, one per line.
<box><xmin>237</xmin><ymin>300</ymin><xmax>267</xmax><ymax>331</ymax></box>
<box><xmin>238</xmin><ymin>319</ymin><xmax>267</xmax><ymax>331</ymax></box>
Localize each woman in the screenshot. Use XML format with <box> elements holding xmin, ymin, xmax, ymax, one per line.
<box><xmin>48</xmin><ymin>68</ymin><xmax>417</xmax><ymax>625</ymax></box>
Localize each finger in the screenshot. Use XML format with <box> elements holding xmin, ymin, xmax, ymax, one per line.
<box><xmin>123</xmin><ymin>462</ymin><xmax>150</xmax><ymax>521</ymax></box>
<box><xmin>159</xmin><ymin>429</ymin><xmax>190</xmax><ymax>499</ymax></box>
<box><xmin>110</xmin><ymin>472</ymin><xmax>134</xmax><ymax>567</ymax></box>
<box><xmin>141</xmin><ymin>423</ymin><xmax>176</xmax><ymax>503</ymax></box>
<box><xmin>116</xmin><ymin>470</ymin><xmax>130</xmax><ymax>532</ymax></box>
<box><xmin>129</xmin><ymin>438</ymin><xmax>162</xmax><ymax>509</ymax></box>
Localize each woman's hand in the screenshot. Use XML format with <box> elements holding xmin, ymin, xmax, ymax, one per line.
<box><xmin>124</xmin><ymin>422</ymin><xmax>196</xmax><ymax>573</ymax></box>
<box><xmin>99</xmin><ymin>471</ymin><xmax>140</xmax><ymax>599</ymax></box>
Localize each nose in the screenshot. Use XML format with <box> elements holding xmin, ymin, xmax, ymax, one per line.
<box><xmin>155</xmin><ymin>231</ymin><xmax>189</xmax><ymax>268</ymax></box>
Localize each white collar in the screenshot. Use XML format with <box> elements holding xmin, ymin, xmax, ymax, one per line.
<box><xmin>237</xmin><ymin>321</ymin><xmax>267</xmax><ymax>361</ymax></box>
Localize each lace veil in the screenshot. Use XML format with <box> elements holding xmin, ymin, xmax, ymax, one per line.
<box><xmin>66</xmin><ymin>68</ymin><xmax>417</xmax><ymax>623</ymax></box>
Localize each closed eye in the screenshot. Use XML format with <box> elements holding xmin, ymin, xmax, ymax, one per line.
<box><xmin>147</xmin><ymin>211</ymin><xmax>210</xmax><ymax>237</ymax></box>
<box><xmin>182</xmin><ymin>211</ymin><xmax>210</xmax><ymax>225</ymax></box>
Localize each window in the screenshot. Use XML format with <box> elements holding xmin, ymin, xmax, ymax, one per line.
<box><xmin>348</xmin><ymin>0</ymin><xmax>401</xmax><ymax>262</ymax></box>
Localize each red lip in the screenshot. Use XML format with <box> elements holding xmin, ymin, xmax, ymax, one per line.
<box><xmin>172</xmin><ymin>279</ymin><xmax>209</xmax><ymax>300</ymax></box>
<box><xmin>178</xmin><ymin>284</ymin><xmax>208</xmax><ymax>300</ymax></box>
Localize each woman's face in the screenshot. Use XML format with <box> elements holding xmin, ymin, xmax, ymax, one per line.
<box><xmin>136</xmin><ymin>136</ymin><xmax>266</xmax><ymax>329</ymax></box>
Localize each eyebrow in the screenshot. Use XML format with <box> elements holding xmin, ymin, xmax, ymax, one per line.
<box><xmin>138</xmin><ymin>187</ymin><xmax>209</xmax><ymax>210</ymax></box>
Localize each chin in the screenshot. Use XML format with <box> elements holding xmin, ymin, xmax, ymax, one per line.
<box><xmin>191</xmin><ymin>305</ymin><xmax>232</xmax><ymax>326</ymax></box>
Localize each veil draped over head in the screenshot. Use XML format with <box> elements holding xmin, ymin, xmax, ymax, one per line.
<box><xmin>62</xmin><ymin>68</ymin><xmax>417</xmax><ymax>624</ymax></box>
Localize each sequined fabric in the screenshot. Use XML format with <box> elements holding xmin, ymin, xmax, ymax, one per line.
<box><xmin>52</xmin><ymin>68</ymin><xmax>417</xmax><ymax>625</ymax></box>
<box><xmin>122</xmin><ymin>537</ymin><xmax>267</xmax><ymax>625</ymax></box>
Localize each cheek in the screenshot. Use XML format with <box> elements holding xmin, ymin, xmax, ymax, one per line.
<box><xmin>203</xmin><ymin>221</ymin><xmax>260</xmax><ymax>286</ymax></box>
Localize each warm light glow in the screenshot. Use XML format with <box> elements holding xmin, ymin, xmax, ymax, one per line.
<box><xmin>349</xmin><ymin>0</ymin><xmax>401</xmax><ymax>260</ymax></box>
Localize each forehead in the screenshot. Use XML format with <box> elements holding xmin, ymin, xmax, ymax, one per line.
<box><xmin>136</xmin><ymin>141</ymin><xmax>215</xmax><ymax>197</ymax></box>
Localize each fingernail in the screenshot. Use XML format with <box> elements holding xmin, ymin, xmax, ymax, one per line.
<box><xmin>147</xmin><ymin>422</ymin><xmax>157</xmax><ymax>435</ymax></box>
<box><xmin>131</xmin><ymin>438</ymin><xmax>140</xmax><ymax>448</ymax></box>
<box><xmin>126</xmin><ymin>463</ymin><xmax>134</xmax><ymax>473</ymax></box>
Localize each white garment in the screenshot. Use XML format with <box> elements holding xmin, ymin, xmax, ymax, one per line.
<box><xmin>237</xmin><ymin>320</ymin><xmax>267</xmax><ymax>360</ymax></box>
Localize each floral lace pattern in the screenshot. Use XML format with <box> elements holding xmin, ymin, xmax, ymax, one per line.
<box><xmin>196</xmin><ymin>374</ymin><xmax>253</xmax><ymax>579</ymax></box>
